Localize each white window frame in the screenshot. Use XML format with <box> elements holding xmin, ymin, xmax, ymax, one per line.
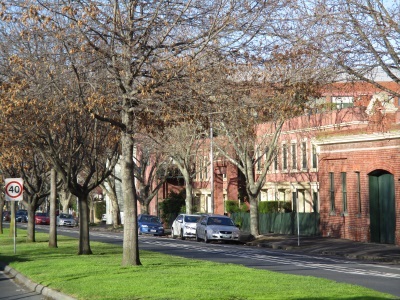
<box><xmin>332</xmin><ymin>96</ymin><xmax>354</xmax><ymax>110</ymax></box>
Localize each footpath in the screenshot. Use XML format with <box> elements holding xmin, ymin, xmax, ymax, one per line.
<box><xmin>244</xmin><ymin>233</ymin><xmax>400</xmax><ymax>264</ymax></box>
<box><xmin>1</xmin><ymin>227</ymin><xmax>400</xmax><ymax>300</ymax></box>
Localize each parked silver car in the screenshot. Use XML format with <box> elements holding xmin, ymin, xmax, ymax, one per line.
<box><xmin>196</xmin><ymin>214</ymin><xmax>240</xmax><ymax>243</ymax></box>
<box><xmin>57</xmin><ymin>213</ymin><xmax>77</xmax><ymax>227</ymax></box>
<box><xmin>171</xmin><ymin>214</ymin><xmax>202</xmax><ymax>240</ymax></box>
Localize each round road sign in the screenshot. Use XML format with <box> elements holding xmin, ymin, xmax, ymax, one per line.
<box><xmin>5</xmin><ymin>178</ymin><xmax>24</xmax><ymax>201</ymax></box>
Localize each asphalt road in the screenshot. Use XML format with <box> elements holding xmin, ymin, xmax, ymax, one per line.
<box><xmin>49</xmin><ymin>226</ymin><xmax>400</xmax><ymax>298</ymax></box>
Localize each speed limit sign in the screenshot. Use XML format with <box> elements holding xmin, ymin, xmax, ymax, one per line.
<box><xmin>5</xmin><ymin>178</ymin><xmax>24</xmax><ymax>201</ymax></box>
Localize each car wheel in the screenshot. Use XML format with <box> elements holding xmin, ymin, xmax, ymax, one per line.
<box><xmin>180</xmin><ymin>229</ymin><xmax>185</xmax><ymax>240</ymax></box>
<box><xmin>171</xmin><ymin>228</ymin><xmax>176</xmax><ymax>239</ymax></box>
<box><xmin>204</xmin><ymin>231</ymin><xmax>209</xmax><ymax>243</ymax></box>
<box><xmin>196</xmin><ymin>231</ymin><xmax>201</xmax><ymax>242</ymax></box>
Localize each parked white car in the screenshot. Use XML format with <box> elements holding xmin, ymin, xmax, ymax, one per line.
<box><xmin>196</xmin><ymin>214</ymin><xmax>240</xmax><ymax>243</ymax></box>
<box><xmin>56</xmin><ymin>213</ymin><xmax>77</xmax><ymax>227</ymax></box>
<box><xmin>171</xmin><ymin>214</ymin><xmax>202</xmax><ymax>240</ymax></box>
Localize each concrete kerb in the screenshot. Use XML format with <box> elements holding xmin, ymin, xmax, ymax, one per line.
<box><xmin>1</xmin><ymin>262</ymin><xmax>77</xmax><ymax>300</ymax></box>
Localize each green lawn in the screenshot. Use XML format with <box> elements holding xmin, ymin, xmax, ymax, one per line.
<box><xmin>0</xmin><ymin>229</ymin><xmax>396</xmax><ymax>300</ymax></box>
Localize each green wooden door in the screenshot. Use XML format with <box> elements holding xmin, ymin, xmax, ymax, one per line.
<box><xmin>369</xmin><ymin>172</ymin><xmax>395</xmax><ymax>244</ymax></box>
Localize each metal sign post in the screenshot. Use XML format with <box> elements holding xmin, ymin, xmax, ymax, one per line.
<box><xmin>5</xmin><ymin>178</ymin><xmax>24</xmax><ymax>254</ymax></box>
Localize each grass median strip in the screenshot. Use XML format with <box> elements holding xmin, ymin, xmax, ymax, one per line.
<box><xmin>0</xmin><ymin>229</ymin><xmax>395</xmax><ymax>300</ymax></box>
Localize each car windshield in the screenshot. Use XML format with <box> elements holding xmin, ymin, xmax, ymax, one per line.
<box><xmin>16</xmin><ymin>211</ymin><xmax>27</xmax><ymax>215</ymax></box>
<box><xmin>140</xmin><ymin>216</ymin><xmax>160</xmax><ymax>223</ymax></box>
<box><xmin>60</xmin><ymin>214</ymin><xmax>73</xmax><ymax>219</ymax></box>
<box><xmin>36</xmin><ymin>213</ymin><xmax>48</xmax><ymax>217</ymax></box>
<box><xmin>207</xmin><ymin>217</ymin><xmax>234</xmax><ymax>226</ymax></box>
<box><xmin>184</xmin><ymin>215</ymin><xmax>201</xmax><ymax>223</ymax></box>
<box><xmin>60</xmin><ymin>214</ymin><xmax>74</xmax><ymax>219</ymax></box>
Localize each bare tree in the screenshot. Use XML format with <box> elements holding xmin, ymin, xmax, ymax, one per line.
<box><xmin>160</xmin><ymin>123</ymin><xmax>208</xmax><ymax>214</ymax></box>
<box><xmin>38</xmin><ymin>114</ymin><xmax>120</xmax><ymax>254</ymax></box>
<box><xmin>210</xmin><ymin>50</ymin><xmax>325</xmax><ymax>236</ymax></box>
<box><xmin>133</xmin><ymin>134</ymin><xmax>170</xmax><ymax>215</ymax></box>
<box><xmin>14</xmin><ymin>0</ymin><xmax>287</xmax><ymax>266</ymax></box>
<box><xmin>100</xmin><ymin>175</ymin><xmax>122</xmax><ymax>228</ymax></box>
<box><xmin>288</xmin><ymin>0</ymin><xmax>400</xmax><ymax>96</ymax></box>
<box><xmin>58</xmin><ymin>183</ymin><xmax>74</xmax><ymax>214</ymax></box>
<box><xmin>0</xmin><ymin>4</ymin><xmax>122</xmax><ymax>254</ymax></box>
<box><xmin>0</xmin><ymin>142</ymin><xmax>50</xmax><ymax>242</ymax></box>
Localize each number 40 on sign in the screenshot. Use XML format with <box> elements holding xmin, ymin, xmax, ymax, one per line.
<box><xmin>5</xmin><ymin>178</ymin><xmax>24</xmax><ymax>201</ymax></box>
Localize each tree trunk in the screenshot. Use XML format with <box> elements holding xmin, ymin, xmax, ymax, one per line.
<box><xmin>111</xmin><ymin>193</ymin><xmax>121</xmax><ymax>228</ymax></box>
<box><xmin>121</xmin><ymin>129</ymin><xmax>141</xmax><ymax>266</ymax></box>
<box><xmin>26</xmin><ymin>208</ymin><xmax>36</xmax><ymax>242</ymax></box>
<box><xmin>140</xmin><ymin>201</ymin><xmax>149</xmax><ymax>214</ymax></box>
<box><xmin>78</xmin><ymin>195</ymin><xmax>92</xmax><ymax>255</ymax></box>
<box><xmin>182</xmin><ymin>170</ymin><xmax>193</xmax><ymax>214</ymax></box>
<box><xmin>185</xmin><ymin>183</ymin><xmax>193</xmax><ymax>214</ymax></box>
<box><xmin>59</xmin><ymin>188</ymin><xmax>72</xmax><ymax>213</ymax></box>
<box><xmin>89</xmin><ymin>196</ymin><xmax>94</xmax><ymax>223</ymax></box>
<box><xmin>249</xmin><ymin>195</ymin><xmax>260</xmax><ymax>237</ymax></box>
<box><xmin>48</xmin><ymin>168</ymin><xmax>57</xmax><ymax>248</ymax></box>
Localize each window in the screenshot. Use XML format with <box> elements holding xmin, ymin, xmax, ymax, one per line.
<box><xmin>312</xmin><ymin>145</ymin><xmax>318</xmax><ymax>169</ymax></box>
<box><xmin>298</xmin><ymin>189</ymin><xmax>305</xmax><ymax>212</ymax></box>
<box><xmin>291</xmin><ymin>143</ymin><xmax>297</xmax><ymax>169</ymax></box>
<box><xmin>282</xmin><ymin>144</ymin><xmax>287</xmax><ymax>170</ymax></box>
<box><xmin>332</xmin><ymin>96</ymin><xmax>354</xmax><ymax>110</ymax></box>
<box><xmin>341</xmin><ymin>172</ymin><xmax>347</xmax><ymax>213</ymax></box>
<box><xmin>274</xmin><ymin>154</ymin><xmax>278</xmax><ymax>170</ymax></box>
<box><xmin>356</xmin><ymin>171</ymin><xmax>361</xmax><ymax>214</ymax></box>
<box><xmin>204</xmin><ymin>156</ymin><xmax>208</xmax><ymax>179</ymax></box>
<box><xmin>198</xmin><ymin>158</ymin><xmax>203</xmax><ymax>180</ymax></box>
<box><xmin>302</xmin><ymin>142</ymin><xmax>307</xmax><ymax>169</ymax></box>
<box><xmin>329</xmin><ymin>172</ymin><xmax>335</xmax><ymax>212</ymax></box>
<box><xmin>278</xmin><ymin>189</ymin><xmax>286</xmax><ymax>202</ymax></box>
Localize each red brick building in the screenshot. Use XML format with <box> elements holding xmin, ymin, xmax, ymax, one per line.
<box><xmin>257</xmin><ymin>79</ymin><xmax>400</xmax><ymax>245</ymax></box>
<box><xmin>144</xmin><ymin>79</ymin><xmax>400</xmax><ymax>245</ymax></box>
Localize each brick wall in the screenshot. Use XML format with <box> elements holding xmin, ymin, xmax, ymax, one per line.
<box><xmin>318</xmin><ymin>136</ymin><xmax>400</xmax><ymax>244</ymax></box>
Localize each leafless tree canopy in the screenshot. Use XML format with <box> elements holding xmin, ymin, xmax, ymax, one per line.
<box><xmin>283</xmin><ymin>0</ymin><xmax>400</xmax><ymax>96</ymax></box>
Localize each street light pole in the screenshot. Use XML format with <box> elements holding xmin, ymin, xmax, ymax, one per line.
<box><xmin>210</xmin><ymin>118</ymin><xmax>214</xmax><ymax>213</ymax></box>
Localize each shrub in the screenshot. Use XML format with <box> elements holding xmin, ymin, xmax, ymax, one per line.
<box><xmin>95</xmin><ymin>201</ymin><xmax>106</xmax><ymax>221</ymax></box>
<box><xmin>225</xmin><ymin>200</ymin><xmax>240</xmax><ymax>213</ymax></box>
<box><xmin>159</xmin><ymin>190</ymin><xmax>185</xmax><ymax>226</ymax></box>
<box><xmin>259</xmin><ymin>201</ymin><xmax>292</xmax><ymax>213</ymax></box>
<box><xmin>225</xmin><ymin>200</ymin><xmax>249</xmax><ymax>213</ymax></box>
<box><xmin>282</xmin><ymin>201</ymin><xmax>293</xmax><ymax>212</ymax></box>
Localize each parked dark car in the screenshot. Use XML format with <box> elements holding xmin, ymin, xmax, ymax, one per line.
<box><xmin>2</xmin><ymin>211</ymin><xmax>11</xmax><ymax>222</ymax></box>
<box><xmin>137</xmin><ymin>214</ymin><xmax>164</xmax><ymax>236</ymax></box>
<box><xmin>16</xmin><ymin>210</ymin><xmax>28</xmax><ymax>222</ymax></box>
<box><xmin>35</xmin><ymin>212</ymin><xmax>50</xmax><ymax>225</ymax></box>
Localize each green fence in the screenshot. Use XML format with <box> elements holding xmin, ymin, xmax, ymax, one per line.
<box><xmin>230</xmin><ymin>212</ymin><xmax>320</xmax><ymax>236</ymax></box>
